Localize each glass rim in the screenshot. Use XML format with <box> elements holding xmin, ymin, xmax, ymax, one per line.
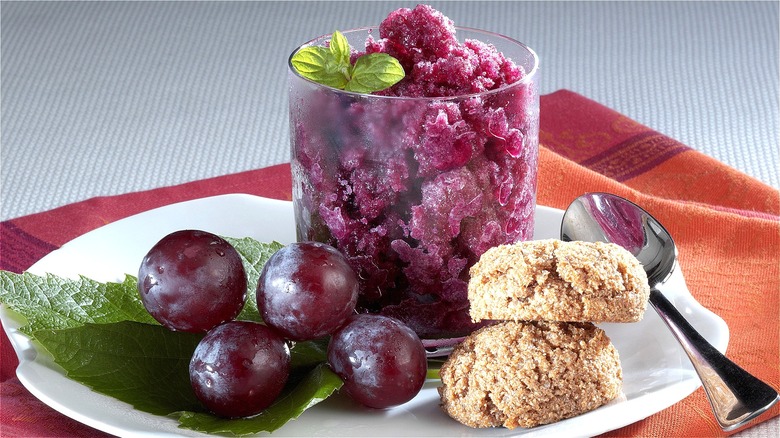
<box><xmin>287</xmin><ymin>25</ymin><xmax>539</xmax><ymax>101</ymax></box>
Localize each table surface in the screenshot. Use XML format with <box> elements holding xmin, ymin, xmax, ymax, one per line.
<box><xmin>1</xmin><ymin>1</ymin><xmax>778</xmax><ymax>436</ymax></box>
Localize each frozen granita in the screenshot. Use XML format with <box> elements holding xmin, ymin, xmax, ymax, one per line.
<box><xmin>288</xmin><ymin>5</ymin><xmax>539</xmax><ymax>338</ymax></box>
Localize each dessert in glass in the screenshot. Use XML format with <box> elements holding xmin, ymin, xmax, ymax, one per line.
<box><xmin>288</xmin><ymin>5</ymin><xmax>539</xmax><ymax>339</ymax></box>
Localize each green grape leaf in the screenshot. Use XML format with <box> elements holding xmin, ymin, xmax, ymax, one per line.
<box><xmin>0</xmin><ymin>272</ymin><xmax>157</xmax><ymax>335</ymax></box>
<box><xmin>33</xmin><ymin>321</ymin><xmax>204</xmax><ymax>415</ymax></box>
<box><xmin>33</xmin><ymin>321</ymin><xmax>340</xmax><ymax>435</ymax></box>
<box><xmin>174</xmin><ymin>363</ymin><xmax>343</xmax><ymax>436</ymax></box>
<box><xmin>344</xmin><ymin>52</ymin><xmax>405</xmax><ymax>94</ymax></box>
<box><xmin>0</xmin><ymin>236</ymin><xmax>344</xmax><ymax>435</ymax></box>
<box><xmin>223</xmin><ymin>237</ymin><xmax>283</xmax><ymax>322</ymax></box>
<box><xmin>289</xmin><ymin>337</ymin><xmax>329</xmax><ymax>371</ymax></box>
<box><xmin>0</xmin><ymin>239</ymin><xmax>282</xmax><ymax>331</ymax></box>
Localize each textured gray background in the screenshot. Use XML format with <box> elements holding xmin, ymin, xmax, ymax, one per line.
<box><xmin>2</xmin><ymin>1</ymin><xmax>778</xmax><ymax>222</ymax></box>
<box><xmin>1</xmin><ymin>1</ymin><xmax>778</xmax><ymax>435</ymax></box>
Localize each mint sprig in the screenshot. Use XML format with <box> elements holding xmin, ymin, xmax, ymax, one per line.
<box><xmin>291</xmin><ymin>30</ymin><xmax>404</xmax><ymax>93</ymax></box>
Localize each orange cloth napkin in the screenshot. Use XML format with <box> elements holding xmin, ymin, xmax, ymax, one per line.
<box><xmin>1</xmin><ymin>90</ymin><xmax>777</xmax><ymax>437</ymax></box>
<box><xmin>539</xmin><ymin>90</ymin><xmax>779</xmax><ymax>437</ymax></box>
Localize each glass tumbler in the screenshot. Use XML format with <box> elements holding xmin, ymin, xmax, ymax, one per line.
<box><xmin>288</xmin><ymin>27</ymin><xmax>539</xmax><ymax>339</ymax></box>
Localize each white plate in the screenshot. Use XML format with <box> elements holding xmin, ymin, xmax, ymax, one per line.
<box><xmin>1</xmin><ymin>194</ymin><xmax>729</xmax><ymax>437</ymax></box>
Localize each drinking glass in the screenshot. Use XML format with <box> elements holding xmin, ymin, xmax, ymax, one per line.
<box><xmin>288</xmin><ymin>27</ymin><xmax>539</xmax><ymax>339</ymax></box>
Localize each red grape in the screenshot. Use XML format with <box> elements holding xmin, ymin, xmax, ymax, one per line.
<box><xmin>327</xmin><ymin>314</ymin><xmax>427</xmax><ymax>409</ymax></box>
<box><xmin>189</xmin><ymin>321</ymin><xmax>290</xmax><ymax>418</ymax></box>
<box><xmin>257</xmin><ymin>241</ymin><xmax>359</xmax><ymax>341</ymax></box>
<box><xmin>138</xmin><ymin>230</ymin><xmax>246</xmax><ymax>333</ymax></box>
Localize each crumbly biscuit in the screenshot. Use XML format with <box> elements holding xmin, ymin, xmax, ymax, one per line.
<box><xmin>468</xmin><ymin>239</ymin><xmax>649</xmax><ymax>323</ymax></box>
<box><xmin>438</xmin><ymin>320</ymin><xmax>622</xmax><ymax>429</ymax></box>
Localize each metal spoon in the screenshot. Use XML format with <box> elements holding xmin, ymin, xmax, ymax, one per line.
<box><xmin>561</xmin><ymin>192</ymin><xmax>779</xmax><ymax>431</ymax></box>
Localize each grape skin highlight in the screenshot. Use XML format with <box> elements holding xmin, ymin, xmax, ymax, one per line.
<box><xmin>327</xmin><ymin>314</ymin><xmax>428</xmax><ymax>409</ymax></box>
<box><xmin>189</xmin><ymin>321</ymin><xmax>291</xmax><ymax>418</ymax></box>
<box><xmin>257</xmin><ymin>241</ymin><xmax>359</xmax><ymax>341</ymax></box>
<box><xmin>137</xmin><ymin>229</ymin><xmax>247</xmax><ymax>333</ymax></box>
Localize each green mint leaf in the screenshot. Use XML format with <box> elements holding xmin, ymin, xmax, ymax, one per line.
<box><xmin>33</xmin><ymin>321</ymin><xmax>204</xmax><ymax>415</ymax></box>
<box><xmin>0</xmin><ymin>272</ymin><xmax>156</xmax><ymax>335</ymax></box>
<box><xmin>292</xmin><ymin>30</ymin><xmax>404</xmax><ymax>93</ymax></box>
<box><xmin>222</xmin><ymin>237</ymin><xmax>283</xmax><ymax>322</ymax></box>
<box><xmin>344</xmin><ymin>52</ymin><xmax>405</xmax><ymax>93</ymax></box>
<box><xmin>291</xmin><ymin>46</ymin><xmax>350</xmax><ymax>89</ymax></box>
<box><xmin>329</xmin><ymin>30</ymin><xmax>351</xmax><ymax>67</ymax></box>
<box><xmin>175</xmin><ymin>363</ymin><xmax>343</xmax><ymax>436</ymax></box>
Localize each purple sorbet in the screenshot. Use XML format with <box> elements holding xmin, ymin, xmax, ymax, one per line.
<box><xmin>289</xmin><ymin>5</ymin><xmax>538</xmax><ymax>338</ymax></box>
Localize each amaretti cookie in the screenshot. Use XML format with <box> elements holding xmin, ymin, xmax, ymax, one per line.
<box><xmin>438</xmin><ymin>321</ymin><xmax>622</xmax><ymax>429</ymax></box>
<box><xmin>468</xmin><ymin>239</ymin><xmax>650</xmax><ymax>323</ymax></box>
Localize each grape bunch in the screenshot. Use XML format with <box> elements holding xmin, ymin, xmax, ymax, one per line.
<box><xmin>137</xmin><ymin>231</ymin><xmax>427</xmax><ymax>418</ymax></box>
<box><xmin>258</xmin><ymin>241</ymin><xmax>428</xmax><ymax>408</ymax></box>
<box><xmin>138</xmin><ymin>230</ymin><xmax>290</xmax><ymax>417</ymax></box>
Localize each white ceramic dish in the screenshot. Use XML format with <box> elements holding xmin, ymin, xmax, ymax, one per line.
<box><xmin>1</xmin><ymin>194</ymin><xmax>729</xmax><ymax>437</ymax></box>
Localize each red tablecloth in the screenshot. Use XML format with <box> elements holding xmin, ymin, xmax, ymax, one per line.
<box><xmin>2</xmin><ymin>90</ymin><xmax>778</xmax><ymax>437</ymax></box>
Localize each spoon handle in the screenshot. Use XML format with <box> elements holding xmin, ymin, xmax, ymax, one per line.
<box><xmin>649</xmin><ymin>286</ymin><xmax>779</xmax><ymax>431</ymax></box>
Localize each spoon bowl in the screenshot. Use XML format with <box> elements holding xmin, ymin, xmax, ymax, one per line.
<box><xmin>561</xmin><ymin>191</ymin><xmax>676</xmax><ymax>287</ymax></box>
<box><xmin>561</xmin><ymin>192</ymin><xmax>779</xmax><ymax>431</ymax></box>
